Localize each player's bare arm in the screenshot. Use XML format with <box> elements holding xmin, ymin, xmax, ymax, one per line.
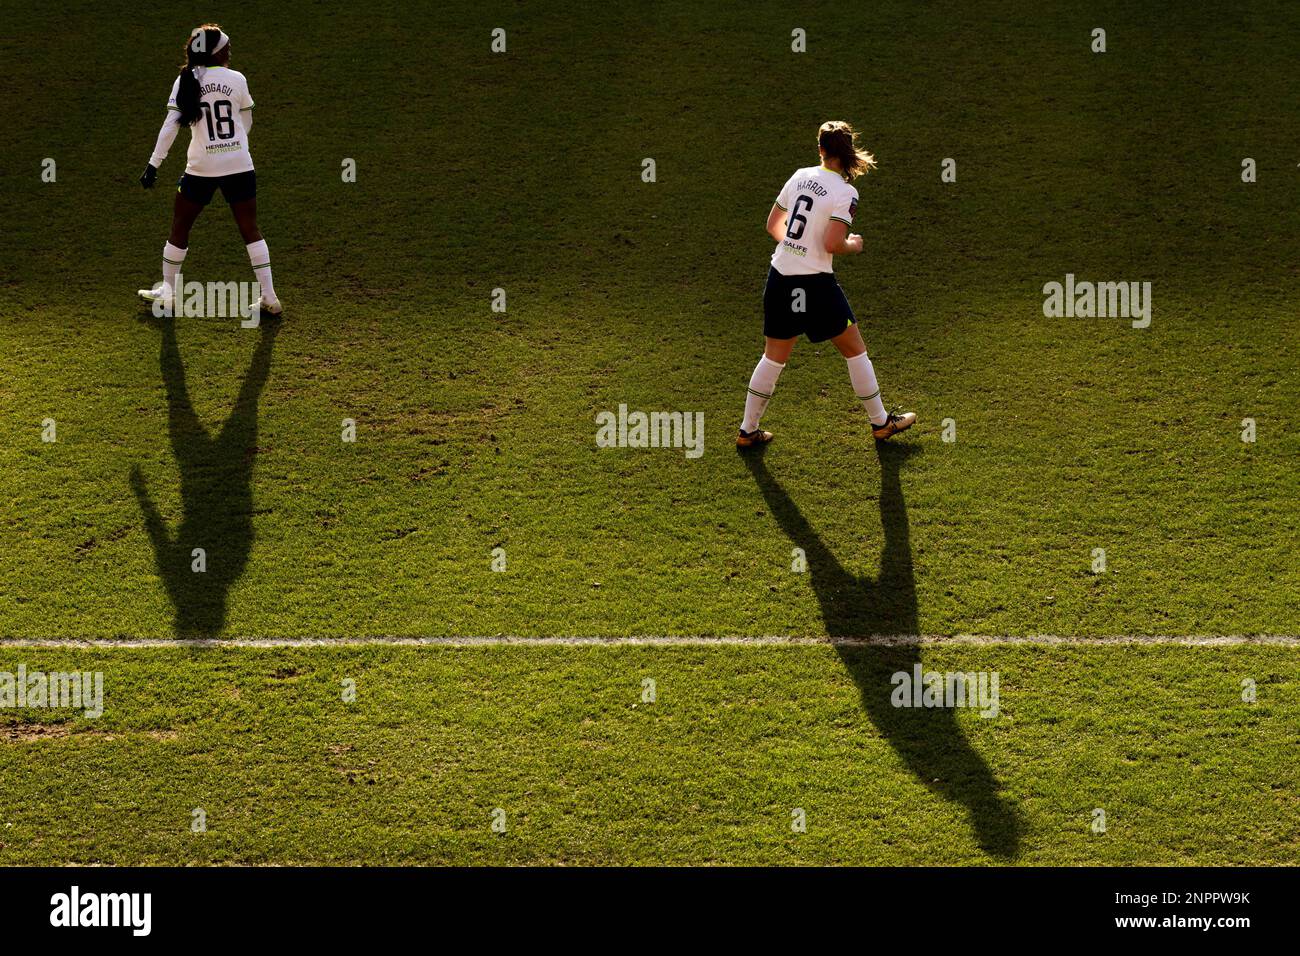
<box><xmin>766</xmin><ymin>203</ymin><xmax>787</xmax><ymax>241</ymax></box>
<box><xmin>823</xmin><ymin>219</ymin><xmax>863</xmax><ymax>255</ymax></box>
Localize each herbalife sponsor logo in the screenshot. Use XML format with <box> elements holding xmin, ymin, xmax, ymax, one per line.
<box><xmin>0</xmin><ymin>665</ymin><xmax>103</xmax><ymax>718</ymax></box>
<box><xmin>890</xmin><ymin>665</ymin><xmax>1000</xmax><ymax>718</ymax></box>
<box><xmin>595</xmin><ymin>404</ymin><xmax>705</xmax><ymax>459</ymax></box>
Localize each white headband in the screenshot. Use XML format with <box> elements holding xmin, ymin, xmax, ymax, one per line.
<box><xmin>191</xmin><ymin>29</ymin><xmax>229</xmax><ymax>55</ymax></box>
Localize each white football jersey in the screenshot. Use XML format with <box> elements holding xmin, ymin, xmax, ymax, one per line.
<box><xmin>770</xmin><ymin>165</ymin><xmax>859</xmax><ymax>275</ymax></box>
<box><xmin>150</xmin><ymin>66</ymin><xmax>255</xmax><ymax>177</ymax></box>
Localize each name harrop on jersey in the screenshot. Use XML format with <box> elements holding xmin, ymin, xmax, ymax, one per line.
<box><xmin>794</xmin><ymin>178</ymin><xmax>829</xmax><ymax>197</ymax></box>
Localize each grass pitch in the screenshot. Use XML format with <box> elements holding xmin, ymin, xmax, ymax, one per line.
<box><xmin>0</xmin><ymin>0</ymin><xmax>1297</xmax><ymax>864</ymax></box>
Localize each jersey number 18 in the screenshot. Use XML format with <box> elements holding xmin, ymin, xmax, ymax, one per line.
<box><xmin>200</xmin><ymin>100</ymin><xmax>236</xmax><ymax>140</ymax></box>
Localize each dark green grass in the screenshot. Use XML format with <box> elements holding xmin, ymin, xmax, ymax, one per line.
<box><xmin>1</xmin><ymin>0</ymin><xmax>1298</xmax><ymax>863</ymax></box>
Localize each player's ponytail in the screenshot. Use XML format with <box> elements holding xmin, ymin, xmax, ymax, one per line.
<box><xmin>817</xmin><ymin>120</ymin><xmax>877</xmax><ymax>180</ymax></box>
<box><xmin>176</xmin><ymin>24</ymin><xmax>226</xmax><ymax>127</ymax></box>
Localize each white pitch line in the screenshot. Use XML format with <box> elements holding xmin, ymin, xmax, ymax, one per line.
<box><xmin>0</xmin><ymin>635</ymin><xmax>1297</xmax><ymax>648</ymax></box>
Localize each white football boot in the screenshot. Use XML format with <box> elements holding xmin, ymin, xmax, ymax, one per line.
<box><xmin>255</xmin><ymin>295</ymin><xmax>283</xmax><ymax>318</ymax></box>
<box><xmin>137</xmin><ymin>282</ymin><xmax>174</xmax><ymax>311</ymax></box>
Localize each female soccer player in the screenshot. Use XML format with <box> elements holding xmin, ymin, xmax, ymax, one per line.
<box><xmin>137</xmin><ymin>24</ymin><xmax>281</xmax><ymax>317</ymax></box>
<box><xmin>737</xmin><ymin>121</ymin><xmax>913</xmax><ymax>447</ymax></box>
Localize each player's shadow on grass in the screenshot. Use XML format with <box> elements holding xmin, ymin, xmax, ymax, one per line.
<box><xmin>743</xmin><ymin>441</ymin><xmax>1022</xmax><ymax>859</ymax></box>
<box><xmin>130</xmin><ymin>314</ymin><xmax>279</xmax><ymax>638</ymax></box>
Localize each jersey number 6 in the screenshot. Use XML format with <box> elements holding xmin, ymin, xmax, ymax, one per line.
<box><xmin>785</xmin><ymin>195</ymin><xmax>813</xmax><ymax>240</ymax></box>
<box><xmin>200</xmin><ymin>100</ymin><xmax>236</xmax><ymax>141</ymax></box>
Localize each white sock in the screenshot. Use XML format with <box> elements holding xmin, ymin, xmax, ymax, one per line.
<box><xmin>741</xmin><ymin>355</ymin><xmax>785</xmax><ymax>432</ymax></box>
<box><xmin>246</xmin><ymin>239</ymin><xmax>276</xmax><ymax>302</ymax></box>
<box><xmin>845</xmin><ymin>352</ymin><xmax>888</xmax><ymax>425</ymax></box>
<box><xmin>162</xmin><ymin>242</ymin><xmax>187</xmax><ymax>296</ymax></box>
